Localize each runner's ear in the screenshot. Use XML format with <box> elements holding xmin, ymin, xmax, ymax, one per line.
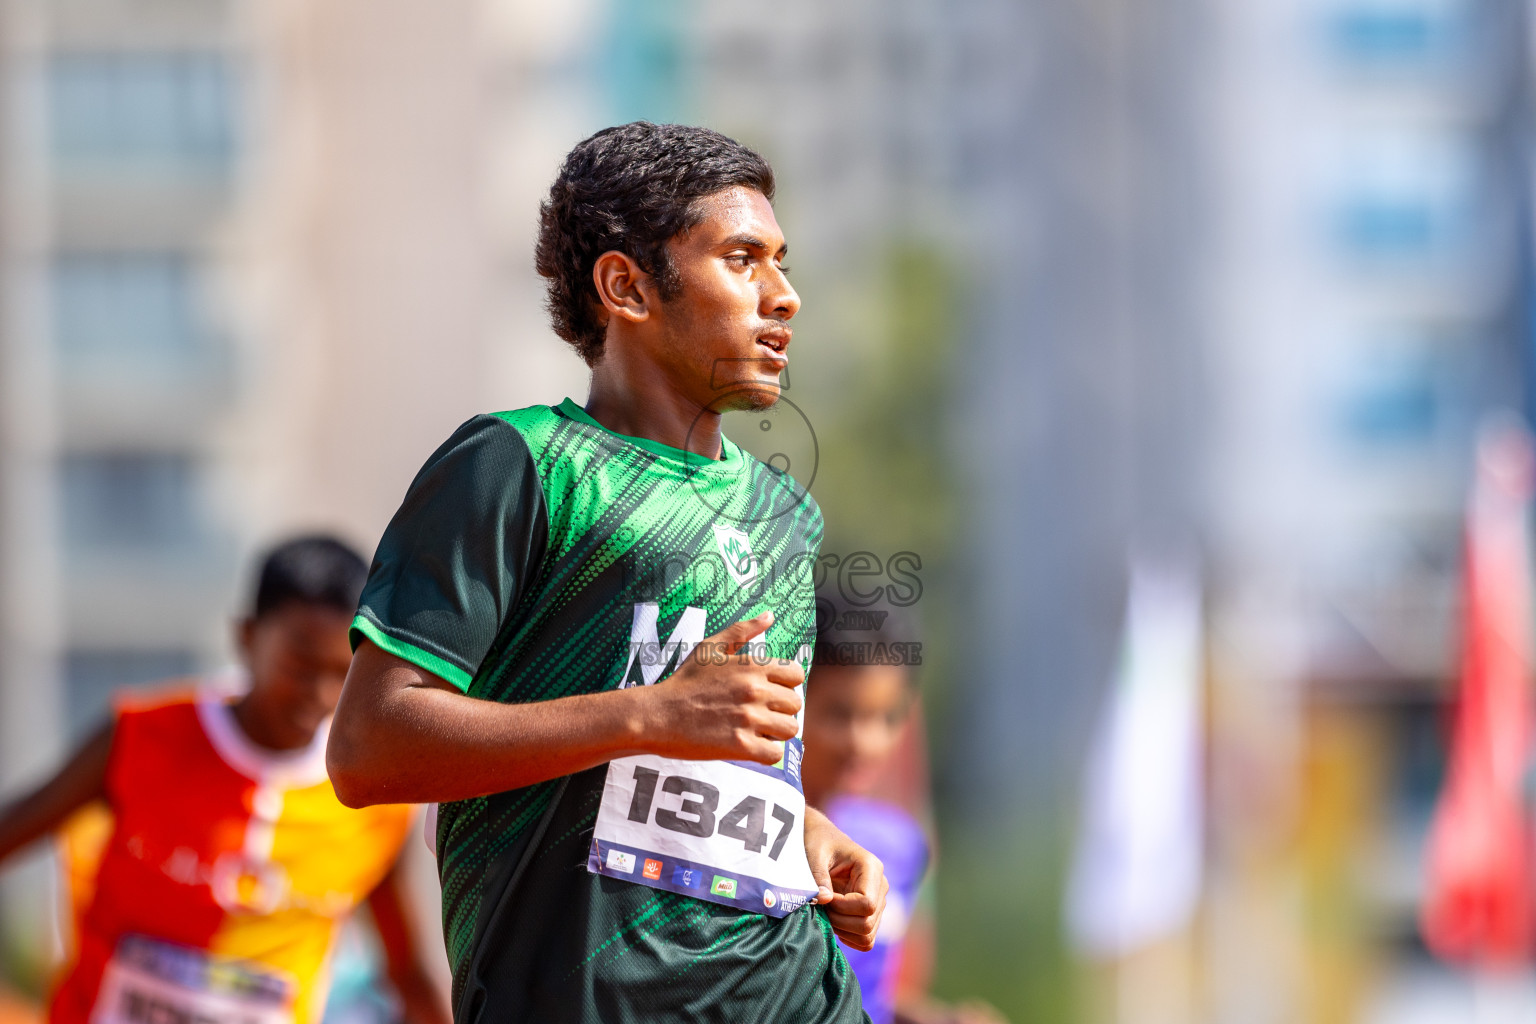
<box><xmin>235</xmin><ymin>617</ymin><xmax>257</xmax><ymax>660</ymax></box>
<box><xmin>592</xmin><ymin>250</ymin><xmax>652</xmax><ymax>324</ymax></box>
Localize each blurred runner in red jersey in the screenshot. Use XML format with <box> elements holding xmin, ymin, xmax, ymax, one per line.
<box><xmin>0</xmin><ymin>537</ymin><xmax>448</xmax><ymax>1024</ymax></box>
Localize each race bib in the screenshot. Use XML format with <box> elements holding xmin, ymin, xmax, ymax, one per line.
<box><xmin>588</xmin><ymin>634</ymin><xmax>819</xmax><ymax>916</ymax></box>
<box><xmin>91</xmin><ymin>935</ymin><xmax>295</xmax><ymax>1024</ymax></box>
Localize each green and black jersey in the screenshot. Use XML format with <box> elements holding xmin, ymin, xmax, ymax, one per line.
<box><xmin>353</xmin><ymin>400</ymin><xmax>866</xmax><ymax>1024</ymax></box>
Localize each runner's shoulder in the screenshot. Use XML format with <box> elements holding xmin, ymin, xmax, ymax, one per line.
<box><xmin>729</xmin><ymin>441</ymin><xmax>824</xmax><ymax>535</ymax></box>
<box><xmin>111</xmin><ymin>680</ymin><xmax>200</xmax><ymax>720</ymax></box>
<box><xmin>455</xmin><ymin>403</ymin><xmax>600</xmax><ymax>471</ymax></box>
<box><xmin>105</xmin><ymin>685</ymin><xmax>207</xmax><ymax>780</ymax></box>
<box><xmin>439</xmin><ymin>406</ymin><xmax>558</xmax><ymax>454</ymax></box>
<box><xmin>414</xmin><ymin>410</ymin><xmax>551</xmax><ymax>491</ymax></box>
<box><xmin>486</xmin><ymin>404</ymin><xmax>563</xmax><ymax>436</ymax></box>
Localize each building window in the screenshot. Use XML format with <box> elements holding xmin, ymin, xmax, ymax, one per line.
<box><xmin>60</xmin><ymin>453</ymin><xmax>198</xmax><ymax>548</ymax></box>
<box><xmin>63</xmin><ymin>648</ymin><xmax>197</xmax><ymax>737</ymax></box>
<box><xmin>49</xmin><ymin>52</ymin><xmax>236</xmax><ymax>173</ymax></box>
<box><xmin>53</xmin><ymin>253</ymin><xmax>201</xmax><ymax>357</ymax></box>
<box><xmin>1327</xmin><ymin>132</ymin><xmax>1480</xmax><ymax>265</ymax></box>
<box><xmin>1330</xmin><ymin>330</ymin><xmax>1471</xmax><ymax>450</ymax></box>
<box><xmin>1337</xmin><ymin>351</ymin><xmax>1440</xmax><ymax>446</ymax></box>
<box><xmin>1323</xmin><ymin>0</ymin><xmax>1473</xmax><ymax>69</ymax></box>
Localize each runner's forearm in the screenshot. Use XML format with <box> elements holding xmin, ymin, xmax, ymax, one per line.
<box><xmin>0</xmin><ymin>719</ymin><xmax>112</xmax><ymax>865</ymax></box>
<box><xmin>328</xmin><ymin>641</ymin><xmax>653</xmax><ymax>806</ymax></box>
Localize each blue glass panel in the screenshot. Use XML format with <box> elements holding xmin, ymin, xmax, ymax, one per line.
<box><xmin>53</xmin><ymin>253</ymin><xmax>200</xmax><ymax>355</ymax></box>
<box><xmin>1324</xmin><ymin>0</ymin><xmax>1470</xmax><ymax>67</ymax></box>
<box><xmin>49</xmin><ymin>53</ymin><xmax>236</xmax><ymax>172</ymax></box>
<box><xmin>1336</xmin><ymin>200</ymin><xmax>1442</xmax><ymax>256</ymax></box>
<box><xmin>60</xmin><ymin>453</ymin><xmax>197</xmax><ymax>547</ymax></box>
<box><xmin>1334</xmin><ymin>343</ymin><xmax>1462</xmax><ymax>448</ymax></box>
<box><xmin>601</xmin><ymin>0</ymin><xmax>693</xmax><ymax>124</ymax></box>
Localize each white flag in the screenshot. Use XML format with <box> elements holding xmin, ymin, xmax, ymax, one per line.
<box><xmin>1066</xmin><ymin>554</ymin><xmax>1204</xmax><ymax>956</ymax></box>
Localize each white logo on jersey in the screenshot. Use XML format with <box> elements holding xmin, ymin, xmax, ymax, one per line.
<box><xmin>712</xmin><ymin>525</ymin><xmax>758</xmax><ymax>587</ymax></box>
<box><xmin>618</xmin><ymin>602</ymin><xmax>708</xmax><ymax>688</ymax></box>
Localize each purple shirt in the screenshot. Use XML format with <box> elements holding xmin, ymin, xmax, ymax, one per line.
<box><xmin>827</xmin><ymin>796</ymin><xmax>930</xmax><ymax>1024</ymax></box>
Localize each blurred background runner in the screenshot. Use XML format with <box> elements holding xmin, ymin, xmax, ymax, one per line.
<box><xmin>806</xmin><ymin>589</ymin><xmax>1006</xmax><ymax>1024</ymax></box>
<box><xmin>0</xmin><ymin>537</ymin><xmax>447</xmax><ymax>1024</ymax></box>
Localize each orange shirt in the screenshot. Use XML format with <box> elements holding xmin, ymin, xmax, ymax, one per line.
<box><xmin>50</xmin><ymin>687</ymin><xmax>414</xmax><ymax>1024</ymax></box>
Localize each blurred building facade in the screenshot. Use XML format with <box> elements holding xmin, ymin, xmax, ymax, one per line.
<box><xmin>0</xmin><ymin>0</ymin><xmax>591</xmax><ymax>988</ymax></box>
<box><xmin>1204</xmin><ymin>0</ymin><xmax>1535</xmax><ymax>1021</ymax></box>
<box><xmin>0</xmin><ymin>0</ymin><xmax>243</xmax><ymax>768</ymax></box>
<box><xmin>0</xmin><ymin>0</ymin><xmax>251</xmax><ymax>969</ymax></box>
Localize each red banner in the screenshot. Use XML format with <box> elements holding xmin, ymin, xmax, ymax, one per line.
<box><xmin>1423</xmin><ymin>418</ymin><xmax>1536</xmax><ymax>964</ymax></box>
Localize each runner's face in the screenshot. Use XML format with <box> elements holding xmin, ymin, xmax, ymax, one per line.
<box><xmin>653</xmin><ymin>186</ymin><xmax>799</xmax><ymax>412</ymax></box>
<box><xmin>800</xmin><ymin>665</ymin><xmax>911</xmax><ymax>801</ymax></box>
<box><xmin>241</xmin><ymin>604</ymin><xmax>354</xmax><ymax>747</ymax></box>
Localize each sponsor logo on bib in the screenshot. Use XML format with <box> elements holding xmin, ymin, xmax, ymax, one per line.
<box><xmin>673</xmin><ymin>865</ymin><xmax>703</xmax><ymax>890</ymax></box>
<box><xmin>605</xmin><ymin>849</ymin><xmax>636</xmax><ymax>874</ymax></box>
<box><xmin>711</xmin><ymin>875</ymin><xmax>738</xmax><ymax>898</ymax></box>
<box><xmin>642</xmin><ymin>858</ymin><xmax>663</xmax><ymax>880</ymax></box>
<box><xmin>763</xmin><ymin>888</ymin><xmax>777</xmax><ymax>909</ymax></box>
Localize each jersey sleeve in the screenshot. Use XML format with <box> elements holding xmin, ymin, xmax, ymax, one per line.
<box><xmin>351</xmin><ymin>415</ymin><xmax>549</xmax><ymax>692</ymax></box>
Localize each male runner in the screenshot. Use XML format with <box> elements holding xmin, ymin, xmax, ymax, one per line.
<box><xmin>327</xmin><ymin>122</ymin><xmax>886</xmax><ymax>1023</ymax></box>
<box><xmin>0</xmin><ymin>536</ymin><xmax>447</xmax><ymax>1024</ymax></box>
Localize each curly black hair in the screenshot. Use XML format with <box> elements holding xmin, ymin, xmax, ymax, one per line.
<box><xmin>535</xmin><ymin>122</ymin><xmax>776</xmax><ymax>366</ymax></box>
<box><xmin>812</xmin><ymin>587</ymin><xmax>920</xmax><ymax>669</ymax></box>
<box><xmin>251</xmin><ymin>534</ymin><xmax>367</xmax><ymax>619</ymax></box>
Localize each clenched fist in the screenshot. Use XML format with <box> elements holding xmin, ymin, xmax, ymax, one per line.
<box><xmin>631</xmin><ymin>611</ymin><xmax>804</xmax><ymax>765</ymax></box>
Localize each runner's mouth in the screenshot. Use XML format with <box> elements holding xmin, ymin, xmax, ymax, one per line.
<box><xmin>755</xmin><ymin>332</ymin><xmax>790</xmax><ymax>369</ymax></box>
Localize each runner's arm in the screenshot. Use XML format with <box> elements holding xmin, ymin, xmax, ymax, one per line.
<box><xmin>0</xmin><ymin>719</ymin><xmax>113</xmax><ymax>866</ymax></box>
<box><xmin>366</xmin><ymin>860</ymin><xmax>451</xmax><ymax>1024</ymax></box>
<box><xmin>328</xmin><ymin>613</ymin><xmax>803</xmax><ymax>807</ymax></box>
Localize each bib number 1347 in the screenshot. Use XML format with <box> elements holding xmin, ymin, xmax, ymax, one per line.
<box><xmin>625</xmin><ymin>765</ymin><xmax>797</xmax><ymax>860</ymax></box>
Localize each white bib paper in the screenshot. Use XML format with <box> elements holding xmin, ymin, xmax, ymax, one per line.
<box><xmin>91</xmin><ymin>936</ymin><xmax>295</xmax><ymax>1024</ymax></box>
<box><xmin>588</xmin><ymin>632</ymin><xmax>819</xmax><ymax>916</ymax></box>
